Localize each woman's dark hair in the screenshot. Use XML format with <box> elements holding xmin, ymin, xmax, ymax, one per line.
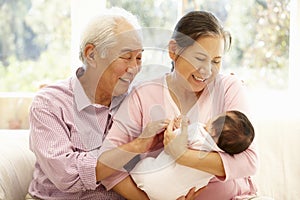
<box><xmin>212</xmin><ymin>110</ymin><xmax>255</xmax><ymax>156</ymax></box>
<box><xmin>172</xmin><ymin>10</ymin><xmax>232</xmax><ymax>51</ymax></box>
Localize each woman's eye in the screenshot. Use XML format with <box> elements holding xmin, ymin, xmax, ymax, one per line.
<box><xmin>212</xmin><ymin>60</ymin><xmax>221</xmax><ymax>64</ymax></box>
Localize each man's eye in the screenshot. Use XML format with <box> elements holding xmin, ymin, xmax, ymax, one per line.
<box><xmin>195</xmin><ymin>57</ymin><xmax>206</xmax><ymax>62</ymax></box>
<box><xmin>120</xmin><ymin>56</ymin><xmax>131</xmax><ymax>60</ymax></box>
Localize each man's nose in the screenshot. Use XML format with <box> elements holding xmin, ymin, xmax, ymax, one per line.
<box><xmin>127</xmin><ymin>59</ymin><xmax>141</xmax><ymax>74</ymax></box>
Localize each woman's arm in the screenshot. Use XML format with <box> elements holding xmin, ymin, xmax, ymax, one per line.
<box><xmin>220</xmin><ymin>75</ymin><xmax>259</xmax><ymax>179</ymax></box>
<box><xmin>176</xmin><ymin>149</ymin><xmax>225</xmax><ymax>177</ymax></box>
<box><xmin>176</xmin><ymin>143</ymin><xmax>258</xmax><ymax>179</ymax></box>
<box><xmin>112</xmin><ymin>174</ymin><xmax>205</xmax><ymax>200</ymax></box>
<box><xmin>164</xmin><ymin>116</ymin><xmax>258</xmax><ymax>179</ymax></box>
<box><xmin>166</xmin><ymin>75</ymin><xmax>258</xmax><ymax>179</ymax></box>
<box><xmin>164</xmin><ymin>120</ymin><xmax>225</xmax><ymax>177</ymax></box>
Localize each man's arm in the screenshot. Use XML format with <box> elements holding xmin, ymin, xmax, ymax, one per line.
<box><xmin>96</xmin><ymin>120</ymin><xmax>168</xmax><ymax>181</ymax></box>
<box><xmin>96</xmin><ymin>140</ymin><xmax>142</xmax><ymax>181</ymax></box>
<box><xmin>30</xmin><ymin>106</ymin><xmax>99</xmax><ymax>192</ymax></box>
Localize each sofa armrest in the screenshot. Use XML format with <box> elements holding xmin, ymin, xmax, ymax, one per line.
<box><xmin>0</xmin><ymin>130</ymin><xmax>35</xmax><ymax>200</ymax></box>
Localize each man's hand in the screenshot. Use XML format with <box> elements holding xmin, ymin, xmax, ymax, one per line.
<box><xmin>136</xmin><ymin>119</ymin><xmax>170</xmax><ymax>153</ymax></box>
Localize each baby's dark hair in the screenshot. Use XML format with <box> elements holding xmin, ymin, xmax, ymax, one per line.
<box><xmin>211</xmin><ymin>110</ymin><xmax>255</xmax><ymax>156</ymax></box>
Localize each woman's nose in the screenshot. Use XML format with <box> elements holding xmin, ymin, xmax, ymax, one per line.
<box><xmin>198</xmin><ymin>64</ymin><xmax>212</xmax><ymax>80</ymax></box>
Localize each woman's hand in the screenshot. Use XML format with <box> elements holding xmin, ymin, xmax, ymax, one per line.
<box><xmin>176</xmin><ymin>187</ymin><xmax>206</xmax><ymax>200</ymax></box>
<box><xmin>164</xmin><ymin>119</ymin><xmax>188</xmax><ymax>160</ymax></box>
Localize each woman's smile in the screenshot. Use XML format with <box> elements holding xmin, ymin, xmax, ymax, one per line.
<box><xmin>192</xmin><ymin>74</ymin><xmax>206</xmax><ymax>82</ymax></box>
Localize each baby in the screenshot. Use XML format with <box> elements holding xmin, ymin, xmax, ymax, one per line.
<box><xmin>130</xmin><ymin>110</ymin><xmax>255</xmax><ymax>200</ymax></box>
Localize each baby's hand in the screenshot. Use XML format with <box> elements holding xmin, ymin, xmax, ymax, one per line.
<box><xmin>163</xmin><ymin>119</ymin><xmax>176</xmax><ymax>146</ymax></box>
<box><xmin>163</xmin><ymin>118</ymin><xmax>188</xmax><ymax>159</ymax></box>
<box><xmin>174</xmin><ymin>115</ymin><xmax>190</xmax><ymax>129</ymax></box>
<box><xmin>174</xmin><ymin>116</ymin><xmax>182</xmax><ymax>129</ymax></box>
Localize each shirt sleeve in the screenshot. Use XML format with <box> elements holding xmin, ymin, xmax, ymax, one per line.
<box><xmin>218</xmin><ymin>142</ymin><xmax>258</xmax><ymax>181</ymax></box>
<box><xmin>29</xmin><ymin>99</ymin><xmax>99</xmax><ymax>192</ymax></box>
<box><xmin>217</xmin><ymin>75</ymin><xmax>259</xmax><ymax>181</ymax></box>
<box><xmin>223</xmin><ymin>75</ymin><xmax>251</xmax><ymax>116</ymax></box>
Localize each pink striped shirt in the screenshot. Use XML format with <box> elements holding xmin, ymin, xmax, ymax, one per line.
<box><xmin>28</xmin><ymin>69</ymin><xmax>126</xmax><ymax>200</ymax></box>
<box><xmin>100</xmin><ymin>73</ymin><xmax>259</xmax><ymax>200</ymax></box>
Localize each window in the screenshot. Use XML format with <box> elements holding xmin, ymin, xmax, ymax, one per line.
<box><xmin>105</xmin><ymin>0</ymin><xmax>291</xmax><ymax>90</ymax></box>
<box><xmin>0</xmin><ymin>0</ymin><xmax>71</xmax><ymax>129</ymax></box>
<box><xmin>0</xmin><ymin>0</ymin><xmax>297</xmax><ymax>129</ymax></box>
<box><xmin>0</xmin><ymin>0</ymin><xmax>292</xmax><ymax>91</ymax></box>
<box><xmin>0</xmin><ymin>0</ymin><xmax>71</xmax><ymax>92</ymax></box>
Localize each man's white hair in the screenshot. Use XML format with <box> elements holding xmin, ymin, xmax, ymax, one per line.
<box><xmin>79</xmin><ymin>7</ymin><xmax>141</xmax><ymax>64</ymax></box>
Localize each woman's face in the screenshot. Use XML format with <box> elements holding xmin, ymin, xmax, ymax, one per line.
<box><xmin>172</xmin><ymin>36</ymin><xmax>224</xmax><ymax>93</ymax></box>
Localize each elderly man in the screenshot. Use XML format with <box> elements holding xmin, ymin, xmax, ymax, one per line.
<box><xmin>27</xmin><ymin>7</ymin><xmax>148</xmax><ymax>200</ymax></box>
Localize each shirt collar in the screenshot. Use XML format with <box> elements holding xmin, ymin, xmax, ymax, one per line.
<box><xmin>72</xmin><ymin>67</ymin><xmax>128</xmax><ymax>113</ymax></box>
<box><xmin>73</xmin><ymin>74</ymin><xmax>92</xmax><ymax>111</ymax></box>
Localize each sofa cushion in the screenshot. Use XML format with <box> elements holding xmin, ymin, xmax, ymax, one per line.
<box><xmin>0</xmin><ymin>130</ymin><xmax>35</xmax><ymax>200</ymax></box>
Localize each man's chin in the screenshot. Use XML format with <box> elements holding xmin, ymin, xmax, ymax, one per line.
<box><xmin>112</xmin><ymin>87</ymin><xmax>129</xmax><ymax>97</ymax></box>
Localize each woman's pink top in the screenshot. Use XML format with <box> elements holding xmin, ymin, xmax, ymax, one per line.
<box><xmin>100</xmin><ymin>73</ymin><xmax>258</xmax><ymax>199</ymax></box>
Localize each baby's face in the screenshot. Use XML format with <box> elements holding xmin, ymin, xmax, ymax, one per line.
<box><xmin>206</xmin><ymin>111</ymin><xmax>238</xmax><ymax>143</ymax></box>
<box><xmin>205</xmin><ymin>112</ymin><xmax>231</xmax><ymax>143</ymax></box>
<box><xmin>205</xmin><ymin>117</ymin><xmax>221</xmax><ymax>143</ymax></box>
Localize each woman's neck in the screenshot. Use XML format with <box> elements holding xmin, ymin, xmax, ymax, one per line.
<box><xmin>166</xmin><ymin>73</ymin><xmax>202</xmax><ymax>114</ymax></box>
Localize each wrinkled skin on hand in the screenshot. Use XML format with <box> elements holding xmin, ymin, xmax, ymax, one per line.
<box><xmin>138</xmin><ymin>119</ymin><xmax>170</xmax><ymax>153</ymax></box>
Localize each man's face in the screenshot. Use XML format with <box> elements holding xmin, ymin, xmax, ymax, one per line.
<box><xmin>98</xmin><ymin>22</ymin><xmax>143</xmax><ymax>97</ymax></box>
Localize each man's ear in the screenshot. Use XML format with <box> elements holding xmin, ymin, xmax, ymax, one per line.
<box><xmin>84</xmin><ymin>44</ymin><xmax>97</xmax><ymax>68</ymax></box>
<box><xmin>168</xmin><ymin>39</ymin><xmax>177</xmax><ymax>61</ymax></box>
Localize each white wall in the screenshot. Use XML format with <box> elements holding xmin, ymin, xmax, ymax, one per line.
<box><xmin>289</xmin><ymin>0</ymin><xmax>300</xmax><ymax>96</ymax></box>
<box><xmin>71</xmin><ymin>0</ymin><xmax>106</xmax><ymax>70</ymax></box>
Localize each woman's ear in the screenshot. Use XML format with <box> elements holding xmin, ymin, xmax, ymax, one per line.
<box><xmin>168</xmin><ymin>39</ymin><xmax>177</xmax><ymax>61</ymax></box>
<box><xmin>84</xmin><ymin>44</ymin><xmax>97</xmax><ymax>68</ymax></box>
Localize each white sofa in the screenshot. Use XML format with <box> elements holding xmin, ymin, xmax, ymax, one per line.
<box><xmin>0</xmin><ymin>130</ymin><xmax>35</xmax><ymax>200</ymax></box>
<box><xmin>1</xmin><ymin>118</ymin><xmax>300</xmax><ymax>200</ymax></box>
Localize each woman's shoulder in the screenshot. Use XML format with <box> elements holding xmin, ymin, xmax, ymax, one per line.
<box><xmin>215</xmin><ymin>73</ymin><xmax>245</xmax><ymax>88</ymax></box>
<box><xmin>218</xmin><ymin>72</ymin><xmax>243</xmax><ymax>82</ymax></box>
